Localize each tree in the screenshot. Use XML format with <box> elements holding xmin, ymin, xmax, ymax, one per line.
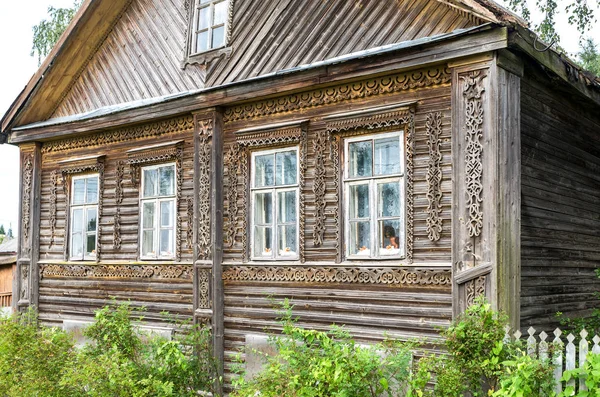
<box><xmin>31</xmin><ymin>2</ymin><xmax>82</xmax><ymax>65</ymax></box>
<box><xmin>6</xmin><ymin>225</ymin><xmax>13</xmax><ymax>240</ymax></box>
<box><xmin>0</xmin><ymin>225</ymin><xmax>5</xmax><ymax>236</ymax></box>
<box><xmin>578</xmin><ymin>38</ymin><xmax>600</xmax><ymax>75</ymax></box>
<box><xmin>506</xmin><ymin>0</ymin><xmax>599</xmax><ymax>44</ymax></box>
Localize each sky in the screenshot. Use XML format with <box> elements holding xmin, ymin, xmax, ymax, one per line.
<box><xmin>0</xmin><ymin>0</ymin><xmax>597</xmax><ymax>239</ymax></box>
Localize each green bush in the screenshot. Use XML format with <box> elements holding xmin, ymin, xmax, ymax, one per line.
<box><xmin>559</xmin><ymin>352</ymin><xmax>600</xmax><ymax>397</ymax></box>
<box><xmin>231</xmin><ymin>300</ymin><xmax>413</xmax><ymax>397</ymax></box>
<box><xmin>0</xmin><ymin>308</ymin><xmax>77</xmax><ymax>397</ymax></box>
<box><xmin>493</xmin><ymin>351</ymin><xmax>555</xmax><ymax>397</ymax></box>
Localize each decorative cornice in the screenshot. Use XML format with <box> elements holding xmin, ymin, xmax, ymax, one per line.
<box><xmin>41</xmin><ymin>116</ymin><xmax>194</xmax><ymax>153</ymax></box>
<box><xmin>325</xmin><ymin>108</ymin><xmax>414</xmax><ymax>134</ymax></box>
<box><xmin>222</xmin><ymin>265</ymin><xmax>451</xmax><ymax>287</ymax></box>
<box><xmin>40</xmin><ymin>264</ymin><xmax>193</xmax><ymax>280</ymax></box>
<box><xmin>426</xmin><ymin>112</ymin><xmax>443</xmax><ymax>242</ymax></box>
<box><xmin>223</xmin><ymin>66</ymin><xmax>450</xmax><ymax>123</ymax></box>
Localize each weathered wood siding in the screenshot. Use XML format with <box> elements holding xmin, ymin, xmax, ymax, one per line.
<box><xmin>220</xmin><ymin>68</ymin><xmax>454</xmax><ymax>384</ymax></box>
<box><xmin>520</xmin><ymin>66</ymin><xmax>600</xmax><ymax>330</ymax></box>
<box><xmin>36</xmin><ymin>116</ymin><xmax>196</xmax><ymax>327</ymax></box>
<box><xmin>207</xmin><ymin>0</ymin><xmax>479</xmax><ymax>86</ymax></box>
<box><xmin>52</xmin><ymin>0</ymin><xmax>477</xmax><ymax>118</ymax></box>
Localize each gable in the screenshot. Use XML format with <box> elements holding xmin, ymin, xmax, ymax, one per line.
<box><xmin>50</xmin><ymin>0</ymin><xmax>481</xmax><ymax>119</ymax></box>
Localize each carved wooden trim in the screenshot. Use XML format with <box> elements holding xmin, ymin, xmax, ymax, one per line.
<box><xmin>326</xmin><ymin>108</ymin><xmax>415</xmax><ymax>263</ymax></box>
<box><xmin>223</xmin><ymin>265</ymin><xmax>451</xmax><ymax>287</ymax></box>
<box><xmin>21</xmin><ymin>155</ymin><xmax>33</xmax><ymax>256</ymax></box>
<box><xmin>20</xmin><ymin>263</ymin><xmax>29</xmax><ymax>302</ymax></box>
<box><xmin>113</xmin><ymin>161</ymin><xmax>124</xmax><ymax>250</ymax></box>
<box><xmin>42</xmin><ymin>116</ymin><xmax>194</xmax><ymax>153</ymax></box>
<box><xmin>40</xmin><ymin>263</ymin><xmax>193</xmax><ymax>280</ymax></box>
<box><xmin>49</xmin><ymin>170</ymin><xmax>58</xmax><ymax>248</ymax></box>
<box><xmin>197</xmin><ymin>119</ymin><xmax>213</xmax><ymax>260</ymax></box>
<box><xmin>312</xmin><ymin>131</ymin><xmax>327</xmax><ymax>246</ymax></box>
<box><xmin>461</xmin><ymin>70</ymin><xmax>486</xmax><ymax>238</ymax></box>
<box><xmin>466</xmin><ymin>275</ymin><xmax>486</xmax><ymax>307</ymax></box>
<box><xmin>60</xmin><ymin>157</ymin><xmax>105</xmax><ymax>262</ymax></box>
<box><xmin>225</xmin><ymin>125</ymin><xmax>308</xmax><ymax>262</ymax></box>
<box><xmin>223</xmin><ymin>67</ymin><xmax>450</xmax><ymax>123</ymax></box>
<box><xmin>186</xmin><ymin>197</ymin><xmax>194</xmax><ymax>250</ymax></box>
<box><xmin>197</xmin><ymin>268</ymin><xmax>211</xmax><ymax>309</ymax></box>
<box><xmin>426</xmin><ymin>112</ymin><xmax>443</xmax><ymax>242</ymax></box>
<box><xmin>126</xmin><ymin>142</ymin><xmax>184</xmax><ymax>261</ymax></box>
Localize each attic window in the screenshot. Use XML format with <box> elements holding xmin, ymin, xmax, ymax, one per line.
<box><xmin>183</xmin><ymin>0</ymin><xmax>234</xmax><ymax>66</ymax></box>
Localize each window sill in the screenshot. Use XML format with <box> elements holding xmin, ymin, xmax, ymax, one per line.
<box><xmin>182</xmin><ymin>46</ymin><xmax>232</xmax><ymax>68</ymax></box>
<box><xmin>38</xmin><ymin>259</ymin><xmax>193</xmax><ymax>266</ymax></box>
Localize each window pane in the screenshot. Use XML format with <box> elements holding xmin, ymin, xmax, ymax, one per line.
<box><xmin>275</xmin><ymin>151</ymin><xmax>297</xmax><ymax>185</ymax></box>
<box><xmin>86</xmin><ymin>234</ymin><xmax>96</xmax><ymax>257</ymax></box>
<box><xmin>277</xmin><ymin>191</ymin><xmax>296</xmax><ymax>223</ymax></box>
<box><xmin>71</xmin><ymin>233</ymin><xmax>83</xmax><ymax>258</ymax></box>
<box><xmin>196</xmin><ymin>31</ymin><xmax>209</xmax><ymax>53</ymax></box>
<box><xmin>214</xmin><ymin>1</ymin><xmax>227</xmax><ymax>24</ymax></box>
<box><xmin>374</xmin><ymin>137</ymin><xmax>401</xmax><ymax>176</ymax></box>
<box><xmin>160</xmin><ymin>229</ymin><xmax>174</xmax><ymax>257</ymax></box>
<box><xmin>143</xmin><ymin>168</ymin><xmax>158</xmax><ymax>197</ymax></box>
<box><xmin>72</xmin><ymin>208</ymin><xmax>84</xmax><ymax>234</ymax></box>
<box><xmin>212</xmin><ymin>26</ymin><xmax>225</xmax><ymax>48</ymax></box>
<box><xmin>86</xmin><ymin>177</ymin><xmax>98</xmax><ymax>204</ymax></box>
<box><xmin>86</xmin><ymin>208</ymin><xmax>97</xmax><ymax>232</ymax></box>
<box><xmin>379</xmin><ymin>219</ymin><xmax>402</xmax><ymax>256</ymax></box>
<box><xmin>198</xmin><ymin>6</ymin><xmax>211</xmax><ymax>29</ymax></box>
<box><xmin>200</xmin><ymin>0</ymin><xmax>211</xmax><ymax>3</ymax></box>
<box><xmin>254</xmin><ymin>154</ymin><xmax>275</xmax><ymax>187</ymax></box>
<box><xmin>277</xmin><ymin>225</ymin><xmax>297</xmax><ymax>257</ymax></box>
<box><xmin>143</xmin><ymin>202</ymin><xmax>155</xmax><ymax>229</ymax></box>
<box><xmin>253</xmin><ymin>226</ymin><xmax>272</xmax><ymax>258</ymax></box>
<box><xmin>73</xmin><ymin>179</ymin><xmax>85</xmax><ymax>205</ymax></box>
<box><xmin>254</xmin><ymin>192</ymin><xmax>273</xmax><ymax>225</ymax></box>
<box><xmin>160</xmin><ymin>201</ymin><xmax>174</xmax><ymax>227</ymax></box>
<box><xmin>348</xmin><ymin>141</ymin><xmax>372</xmax><ymax>178</ymax></box>
<box><xmin>349</xmin><ymin>221</ymin><xmax>370</xmax><ymax>256</ymax></box>
<box><xmin>378</xmin><ymin>182</ymin><xmax>401</xmax><ymax>218</ymax></box>
<box><xmin>349</xmin><ymin>184</ymin><xmax>369</xmax><ymax>219</ymax></box>
<box><xmin>159</xmin><ymin>166</ymin><xmax>175</xmax><ymax>196</ymax></box>
<box><xmin>142</xmin><ymin>230</ymin><xmax>154</xmax><ymax>257</ymax></box>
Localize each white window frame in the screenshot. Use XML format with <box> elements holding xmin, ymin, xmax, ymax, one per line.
<box><xmin>139</xmin><ymin>163</ymin><xmax>177</xmax><ymax>260</ymax></box>
<box><xmin>69</xmin><ymin>174</ymin><xmax>99</xmax><ymax>261</ymax></box>
<box><xmin>344</xmin><ymin>131</ymin><xmax>406</xmax><ymax>260</ymax></box>
<box><xmin>250</xmin><ymin>147</ymin><xmax>300</xmax><ymax>261</ymax></box>
<box><xmin>191</xmin><ymin>0</ymin><xmax>230</xmax><ymax>55</ymax></box>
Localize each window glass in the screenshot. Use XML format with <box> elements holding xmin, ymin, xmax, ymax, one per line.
<box><xmin>275</xmin><ymin>151</ymin><xmax>297</xmax><ymax>186</ymax></box>
<box><xmin>254</xmin><ymin>154</ymin><xmax>275</xmax><ymax>187</ymax></box>
<box><xmin>349</xmin><ymin>221</ymin><xmax>370</xmax><ymax>256</ymax></box>
<box><xmin>192</xmin><ymin>0</ymin><xmax>229</xmax><ymax>53</ymax></box>
<box><xmin>142</xmin><ymin>231</ymin><xmax>154</xmax><ymax>257</ymax></box>
<box><xmin>378</xmin><ymin>182</ymin><xmax>401</xmax><ymax>218</ymax></box>
<box><xmin>86</xmin><ymin>208</ymin><xmax>97</xmax><ymax>232</ymax></box>
<box><xmin>198</xmin><ymin>7</ymin><xmax>211</xmax><ymax>29</ymax></box>
<box><xmin>277</xmin><ymin>191</ymin><xmax>296</xmax><ymax>223</ymax></box>
<box><xmin>214</xmin><ymin>1</ymin><xmax>227</xmax><ymax>24</ymax></box>
<box><xmin>254</xmin><ymin>192</ymin><xmax>273</xmax><ymax>225</ymax></box>
<box><xmin>374</xmin><ymin>137</ymin><xmax>401</xmax><ymax>176</ymax></box>
<box><xmin>196</xmin><ymin>31</ymin><xmax>209</xmax><ymax>53</ymax></box>
<box><xmin>159</xmin><ymin>166</ymin><xmax>175</xmax><ymax>196</ymax></box>
<box><xmin>160</xmin><ymin>201</ymin><xmax>174</xmax><ymax>227</ymax></box>
<box><xmin>349</xmin><ymin>184</ymin><xmax>369</xmax><ymax>219</ymax></box>
<box><xmin>160</xmin><ymin>230</ymin><xmax>173</xmax><ymax>256</ymax></box>
<box><xmin>143</xmin><ymin>168</ymin><xmax>158</xmax><ymax>197</ymax></box>
<box><xmin>73</xmin><ymin>179</ymin><xmax>85</xmax><ymax>205</ymax></box>
<box><xmin>86</xmin><ymin>234</ymin><xmax>96</xmax><ymax>256</ymax></box>
<box><xmin>212</xmin><ymin>26</ymin><xmax>225</xmax><ymax>48</ymax></box>
<box><xmin>71</xmin><ymin>232</ymin><xmax>83</xmax><ymax>258</ymax></box>
<box><xmin>143</xmin><ymin>202</ymin><xmax>155</xmax><ymax>229</ymax></box>
<box><xmin>348</xmin><ymin>141</ymin><xmax>373</xmax><ymax>178</ymax></box>
<box><xmin>254</xmin><ymin>226</ymin><xmax>272</xmax><ymax>258</ymax></box>
<box><xmin>277</xmin><ymin>225</ymin><xmax>297</xmax><ymax>257</ymax></box>
<box><xmin>379</xmin><ymin>219</ymin><xmax>402</xmax><ymax>256</ymax></box>
<box><xmin>86</xmin><ymin>177</ymin><xmax>98</xmax><ymax>204</ymax></box>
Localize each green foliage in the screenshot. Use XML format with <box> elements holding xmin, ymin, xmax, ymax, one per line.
<box><xmin>557</xmin><ymin>268</ymin><xmax>600</xmax><ymax>335</ymax></box>
<box><xmin>0</xmin><ymin>224</ymin><xmax>5</xmax><ymax>235</ymax></box>
<box><xmin>559</xmin><ymin>352</ymin><xmax>600</xmax><ymax>397</ymax></box>
<box><xmin>493</xmin><ymin>352</ymin><xmax>556</xmax><ymax>397</ymax></box>
<box><xmin>231</xmin><ymin>300</ymin><xmax>413</xmax><ymax>397</ymax></box>
<box><xmin>578</xmin><ymin>38</ymin><xmax>600</xmax><ymax>76</ymax></box>
<box><xmin>31</xmin><ymin>2</ymin><xmax>82</xmax><ymax>65</ymax></box>
<box><xmin>0</xmin><ymin>308</ymin><xmax>77</xmax><ymax>397</ymax></box>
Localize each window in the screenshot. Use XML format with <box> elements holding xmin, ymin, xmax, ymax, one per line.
<box><xmin>70</xmin><ymin>175</ymin><xmax>99</xmax><ymax>261</ymax></box>
<box><xmin>192</xmin><ymin>0</ymin><xmax>229</xmax><ymax>54</ymax></box>
<box><xmin>251</xmin><ymin>148</ymin><xmax>299</xmax><ymax>260</ymax></box>
<box><xmin>344</xmin><ymin>132</ymin><xmax>405</xmax><ymax>259</ymax></box>
<box><xmin>140</xmin><ymin>163</ymin><xmax>176</xmax><ymax>259</ymax></box>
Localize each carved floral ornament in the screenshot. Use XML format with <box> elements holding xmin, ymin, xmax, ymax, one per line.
<box><xmin>40</xmin><ymin>263</ymin><xmax>193</xmax><ymax>280</ymax></box>
<box><xmin>426</xmin><ymin>112</ymin><xmax>443</xmax><ymax>242</ymax></box>
<box><xmin>224</xmin><ymin>123</ymin><xmax>308</xmax><ymax>262</ymax></box>
<box><xmin>196</xmin><ymin>118</ymin><xmax>213</xmax><ymax>261</ymax></box>
<box><xmin>21</xmin><ymin>155</ymin><xmax>33</xmax><ymax>252</ymax></box>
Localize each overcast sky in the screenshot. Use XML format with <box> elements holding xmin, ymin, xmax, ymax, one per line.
<box><xmin>0</xmin><ymin>0</ymin><xmax>597</xmax><ymax>238</ymax></box>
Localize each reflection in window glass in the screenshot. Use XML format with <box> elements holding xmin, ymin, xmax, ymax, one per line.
<box><xmin>378</xmin><ymin>182</ymin><xmax>401</xmax><ymax>218</ymax></box>
<box><xmin>349</xmin><ymin>221</ymin><xmax>370</xmax><ymax>256</ymax></box>
<box><xmin>192</xmin><ymin>0</ymin><xmax>229</xmax><ymax>53</ymax></box>
<box><xmin>254</xmin><ymin>154</ymin><xmax>275</xmax><ymax>188</ymax></box>
<box><xmin>348</xmin><ymin>141</ymin><xmax>373</xmax><ymax>178</ymax></box>
<box><xmin>277</xmin><ymin>191</ymin><xmax>296</xmax><ymax>223</ymax></box>
<box><xmin>349</xmin><ymin>184</ymin><xmax>369</xmax><ymax>219</ymax></box>
<box><xmin>278</xmin><ymin>225</ymin><xmax>297</xmax><ymax>257</ymax></box>
<box><xmin>144</xmin><ymin>168</ymin><xmax>158</xmax><ymax>197</ymax></box>
<box><xmin>159</xmin><ymin>166</ymin><xmax>175</xmax><ymax>196</ymax></box>
<box><xmin>73</xmin><ymin>179</ymin><xmax>85</xmax><ymax>205</ymax></box>
<box><xmin>275</xmin><ymin>151</ymin><xmax>297</xmax><ymax>185</ymax></box>
<box><xmin>374</xmin><ymin>137</ymin><xmax>401</xmax><ymax>176</ymax></box>
<box><xmin>254</xmin><ymin>226</ymin><xmax>272</xmax><ymax>258</ymax></box>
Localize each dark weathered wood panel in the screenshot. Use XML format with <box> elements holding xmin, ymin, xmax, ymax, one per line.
<box><xmin>520</xmin><ymin>66</ymin><xmax>600</xmax><ymax>330</ymax></box>
<box><xmin>207</xmin><ymin>0</ymin><xmax>478</xmax><ymax>86</ymax></box>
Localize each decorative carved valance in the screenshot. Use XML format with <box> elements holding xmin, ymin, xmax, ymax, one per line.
<box><xmin>318</xmin><ymin>104</ymin><xmax>415</xmax><ymax>263</ymax></box>
<box><xmin>222</xmin><ymin>265</ymin><xmax>451</xmax><ymax>287</ymax></box>
<box><xmin>224</xmin><ymin>121</ymin><xmax>308</xmax><ymax>263</ymax></box>
<box><xmin>40</xmin><ymin>263</ymin><xmax>193</xmax><ymax>280</ymax></box>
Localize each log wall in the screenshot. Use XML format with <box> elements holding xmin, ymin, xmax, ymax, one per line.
<box><xmin>520</xmin><ymin>64</ymin><xmax>600</xmax><ymax>330</ymax></box>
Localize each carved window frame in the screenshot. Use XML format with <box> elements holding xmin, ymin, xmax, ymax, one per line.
<box><xmin>59</xmin><ymin>155</ymin><xmax>106</xmax><ymax>263</ymax></box>
<box><xmin>126</xmin><ymin>141</ymin><xmax>185</xmax><ymax>261</ymax></box>
<box><xmin>182</xmin><ymin>0</ymin><xmax>235</xmax><ymax>67</ymax></box>
<box><xmin>69</xmin><ymin>173</ymin><xmax>100</xmax><ymax>261</ymax></box>
<box><xmin>324</xmin><ymin>103</ymin><xmax>416</xmax><ymax>264</ymax></box>
<box><xmin>224</xmin><ymin>121</ymin><xmax>308</xmax><ymax>263</ymax></box>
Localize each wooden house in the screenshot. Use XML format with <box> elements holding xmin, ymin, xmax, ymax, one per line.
<box><xmin>0</xmin><ymin>238</ymin><xmax>16</xmax><ymax>313</ymax></box>
<box><xmin>1</xmin><ymin>0</ymin><xmax>599</xmax><ymax>391</ymax></box>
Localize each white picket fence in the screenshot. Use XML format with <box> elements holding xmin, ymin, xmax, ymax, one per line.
<box><xmin>506</xmin><ymin>327</ymin><xmax>600</xmax><ymax>394</ymax></box>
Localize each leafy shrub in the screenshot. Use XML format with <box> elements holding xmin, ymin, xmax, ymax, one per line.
<box><xmin>231</xmin><ymin>300</ymin><xmax>413</xmax><ymax>397</ymax></box>
<box><xmin>559</xmin><ymin>352</ymin><xmax>600</xmax><ymax>397</ymax></box>
<box><xmin>0</xmin><ymin>308</ymin><xmax>77</xmax><ymax>397</ymax></box>
<box><xmin>493</xmin><ymin>351</ymin><xmax>556</xmax><ymax>397</ymax></box>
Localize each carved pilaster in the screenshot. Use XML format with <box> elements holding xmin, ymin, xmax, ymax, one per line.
<box><xmin>49</xmin><ymin>170</ymin><xmax>58</xmax><ymax>248</ymax></box>
<box><xmin>224</xmin><ymin>144</ymin><xmax>240</xmax><ymax>248</ymax></box>
<box><xmin>113</xmin><ymin>161</ymin><xmax>124</xmax><ymax>250</ymax></box>
<box><xmin>312</xmin><ymin>131</ymin><xmax>327</xmax><ymax>247</ymax></box>
<box><xmin>21</xmin><ymin>155</ymin><xmax>33</xmax><ymax>257</ymax></box>
<box><xmin>426</xmin><ymin>112</ymin><xmax>443</xmax><ymax>242</ymax></box>
<box><xmin>197</xmin><ymin>119</ymin><xmax>213</xmax><ymax>260</ymax></box>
